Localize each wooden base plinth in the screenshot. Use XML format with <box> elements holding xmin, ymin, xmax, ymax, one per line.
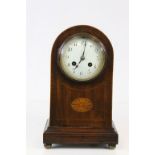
<box><xmin>43</xmin><ymin>120</ymin><xmax>118</xmax><ymax>148</ymax></box>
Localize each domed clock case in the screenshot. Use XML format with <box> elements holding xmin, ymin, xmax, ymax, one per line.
<box><xmin>43</xmin><ymin>25</ymin><xmax>118</xmax><ymax>148</ymax></box>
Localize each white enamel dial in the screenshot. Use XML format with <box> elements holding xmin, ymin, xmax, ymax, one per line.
<box><xmin>59</xmin><ymin>34</ymin><xmax>106</xmax><ymax>81</ymax></box>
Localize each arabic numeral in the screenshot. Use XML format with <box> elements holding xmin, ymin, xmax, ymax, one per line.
<box><xmin>74</xmin><ymin>42</ymin><xmax>77</xmax><ymax>46</ymax></box>
<box><xmin>65</xmin><ymin>55</ymin><xmax>69</xmax><ymax>59</ymax></box>
<box><xmin>96</xmin><ymin>48</ymin><xmax>99</xmax><ymax>52</ymax></box>
<box><xmin>88</xmin><ymin>69</ymin><xmax>91</xmax><ymax>74</ymax></box>
<box><xmin>68</xmin><ymin>47</ymin><xmax>72</xmax><ymax>51</ymax></box>
<box><xmin>81</xmin><ymin>40</ymin><xmax>85</xmax><ymax>45</ymax></box>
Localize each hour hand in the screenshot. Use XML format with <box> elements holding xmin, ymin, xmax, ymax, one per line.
<box><xmin>74</xmin><ymin>54</ymin><xmax>85</xmax><ymax>70</ymax></box>
<box><xmin>74</xmin><ymin>65</ymin><xmax>78</xmax><ymax>70</ymax></box>
<box><xmin>74</xmin><ymin>59</ymin><xmax>82</xmax><ymax>70</ymax></box>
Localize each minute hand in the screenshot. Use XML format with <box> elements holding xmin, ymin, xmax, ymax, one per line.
<box><xmin>81</xmin><ymin>40</ymin><xmax>87</xmax><ymax>59</ymax></box>
<box><xmin>74</xmin><ymin>41</ymin><xmax>87</xmax><ymax>70</ymax></box>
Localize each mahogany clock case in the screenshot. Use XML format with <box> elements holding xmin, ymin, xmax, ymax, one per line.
<box><xmin>43</xmin><ymin>25</ymin><xmax>118</xmax><ymax>148</ymax></box>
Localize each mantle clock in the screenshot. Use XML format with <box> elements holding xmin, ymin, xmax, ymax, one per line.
<box><xmin>43</xmin><ymin>25</ymin><xmax>118</xmax><ymax>148</ymax></box>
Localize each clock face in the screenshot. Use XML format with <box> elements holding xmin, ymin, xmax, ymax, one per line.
<box><xmin>58</xmin><ymin>33</ymin><xmax>106</xmax><ymax>81</ymax></box>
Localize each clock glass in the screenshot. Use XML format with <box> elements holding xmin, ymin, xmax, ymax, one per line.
<box><xmin>58</xmin><ymin>33</ymin><xmax>106</xmax><ymax>81</ymax></box>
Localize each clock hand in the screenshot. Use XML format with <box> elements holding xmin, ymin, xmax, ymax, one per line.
<box><xmin>74</xmin><ymin>40</ymin><xmax>87</xmax><ymax>70</ymax></box>
<box><xmin>74</xmin><ymin>53</ymin><xmax>85</xmax><ymax>70</ymax></box>
<box><xmin>74</xmin><ymin>59</ymin><xmax>82</xmax><ymax>70</ymax></box>
<box><xmin>81</xmin><ymin>40</ymin><xmax>87</xmax><ymax>59</ymax></box>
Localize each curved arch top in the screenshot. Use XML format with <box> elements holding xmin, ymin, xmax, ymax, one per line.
<box><xmin>51</xmin><ymin>25</ymin><xmax>114</xmax><ymax>63</ymax></box>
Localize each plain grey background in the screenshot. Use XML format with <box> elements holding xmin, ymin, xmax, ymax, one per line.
<box><xmin>27</xmin><ymin>0</ymin><xmax>128</xmax><ymax>154</ymax></box>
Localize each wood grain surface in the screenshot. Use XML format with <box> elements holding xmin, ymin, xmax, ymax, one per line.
<box><xmin>43</xmin><ymin>25</ymin><xmax>118</xmax><ymax>147</ymax></box>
